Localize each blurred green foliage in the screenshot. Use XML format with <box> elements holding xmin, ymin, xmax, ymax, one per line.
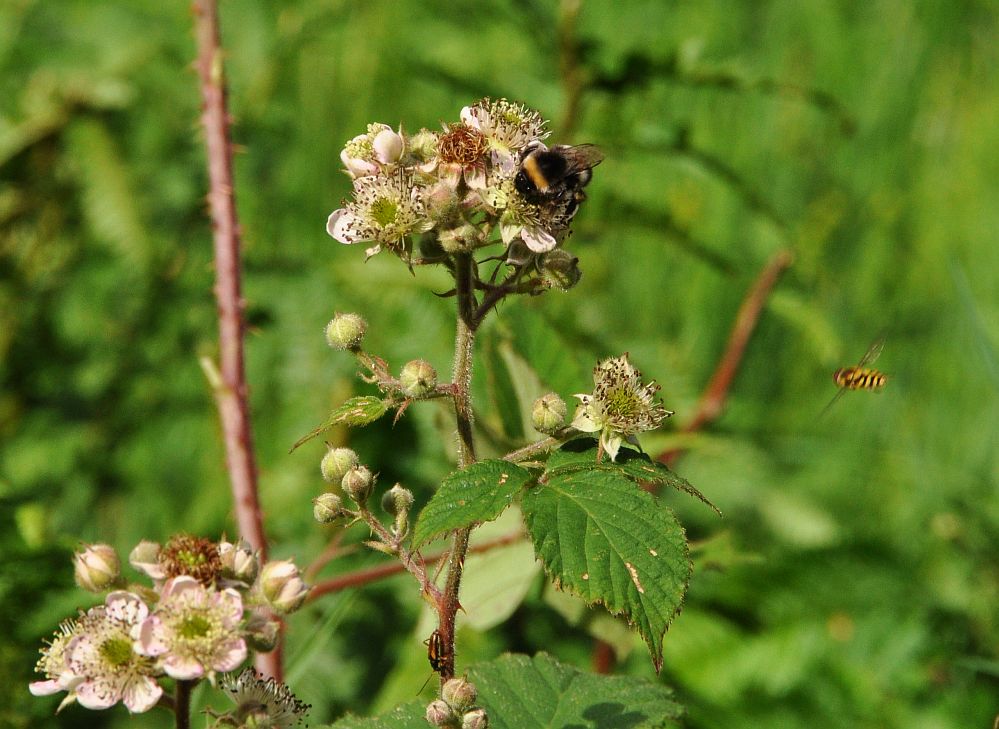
<box><xmin>2</xmin><ymin>0</ymin><xmax>997</xmax><ymax>727</ymax></box>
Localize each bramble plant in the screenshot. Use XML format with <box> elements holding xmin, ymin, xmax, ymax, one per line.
<box><xmin>29</xmin><ymin>97</ymin><xmax>717</xmax><ymax>728</ymax></box>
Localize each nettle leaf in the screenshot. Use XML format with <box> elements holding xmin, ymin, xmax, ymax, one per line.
<box><xmin>468</xmin><ymin>653</ymin><xmax>683</xmax><ymax>728</ymax></box>
<box><xmin>545</xmin><ymin>442</ymin><xmax>720</xmax><ymax>515</ymax></box>
<box><xmin>324</xmin><ymin>702</ymin><xmax>427</xmax><ymax>728</ymax></box>
<box><xmin>411</xmin><ymin>460</ymin><xmax>533</xmax><ymax>548</ymax></box>
<box><xmin>522</xmin><ymin>468</ymin><xmax>691</xmax><ymax>671</ymax></box>
<box><xmin>289</xmin><ymin>396</ymin><xmax>389</xmax><ymax>452</ymax></box>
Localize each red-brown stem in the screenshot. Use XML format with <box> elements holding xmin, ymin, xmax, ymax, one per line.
<box><xmin>659</xmin><ymin>249</ymin><xmax>793</xmax><ymax>467</ymax></box>
<box><xmin>307</xmin><ymin>531</ymin><xmax>524</xmax><ymax>601</ymax></box>
<box><xmin>193</xmin><ymin>0</ymin><xmax>279</xmax><ymax>679</ymax></box>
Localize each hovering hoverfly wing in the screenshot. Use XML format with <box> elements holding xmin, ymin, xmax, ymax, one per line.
<box><xmin>855</xmin><ymin>336</ymin><xmax>885</xmax><ymax>369</ymax></box>
<box><xmin>819</xmin><ymin>387</ymin><xmax>848</xmax><ymax>418</ymax></box>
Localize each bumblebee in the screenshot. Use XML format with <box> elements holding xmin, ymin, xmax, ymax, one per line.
<box><xmin>821</xmin><ymin>337</ymin><xmax>888</xmax><ymax>415</ymax></box>
<box><xmin>514</xmin><ymin>141</ymin><xmax>604</xmax><ymax>216</ymax></box>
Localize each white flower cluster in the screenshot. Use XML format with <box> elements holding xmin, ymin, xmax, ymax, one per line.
<box><xmin>30</xmin><ymin>538</ymin><xmax>310</xmax><ymax>720</ymax></box>
<box><xmin>326</xmin><ymin>98</ymin><xmax>595</xmax><ymax>265</ymax></box>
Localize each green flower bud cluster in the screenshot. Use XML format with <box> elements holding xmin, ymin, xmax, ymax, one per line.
<box><xmin>425</xmin><ymin>678</ymin><xmax>487</xmax><ymax>728</ymax></box>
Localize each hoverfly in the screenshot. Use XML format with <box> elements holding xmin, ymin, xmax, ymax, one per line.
<box><xmin>821</xmin><ymin>337</ymin><xmax>888</xmax><ymax>416</ymax></box>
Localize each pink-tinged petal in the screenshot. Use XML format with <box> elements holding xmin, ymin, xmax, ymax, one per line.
<box><xmin>439</xmin><ymin>164</ymin><xmax>462</xmax><ymax>189</ymax></box>
<box><xmin>162</xmin><ymin>654</ymin><xmax>205</xmax><ymax>681</ymax></box>
<box><xmin>29</xmin><ymin>679</ymin><xmax>63</xmax><ymax>696</ymax></box>
<box><xmin>373</xmin><ymin>128</ymin><xmax>404</xmax><ymax>163</ymax></box>
<box><xmin>490</xmin><ymin>149</ymin><xmax>517</xmax><ymax>174</ymax></box>
<box><xmin>161</xmin><ymin>575</ymin><xmax>201</xmax><ymax>601</ymax></box>
<box><xmin>340</xmin><ymin>149</ymin><xmax>378</xmax><ymax>179</ymax></box>
<box><xmin>211</xmin><ymin>637</ymin><xmax>248</xmax><ymax>672</ymax></box>
<box><xmin>136</xmin><ymin>616</ymin><xmax>168</xmax><ymax>657</ymax></box>
<box><xmin>327</xmin><ymin>209</ymin><xmax>355</xmax><ymax>244</ymax></box>
<box><xmin>217</xmin><ymin>589</ymin><xmax>244</xmax><ymax>626</ymax></box>
<box><xmin>521</xmin><ymin>226</ymin><xmax>557</xmax><ymax>253</ymax></box>
<box><xmin>76</xmin><ymin>678</ymin><xmax>118</xmax><ymax>709</ymax></box>
<box><xmin>122</xmin><ymin>676</ymin><xmax>162</xmax><ymax>713</ymax></box>
<box><xmin>105</xmin><ymin>592</ymin><xmax>148</xmax><ymax>625</ymax></box>
<box><xmin>463</xmin><ymin>166</ymin><xmax>487</xmax><ymax>190</ymax></box>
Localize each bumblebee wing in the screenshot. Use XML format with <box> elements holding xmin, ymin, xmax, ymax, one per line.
<box><xmin>855</xmin><ymin>336</ymin><xmax>885</xmax><ymax>369</ymax></box>
<box><xmin>562</xmin><ymin>144</ymin><xmax>605</xmax><ymax>173</ymax></box>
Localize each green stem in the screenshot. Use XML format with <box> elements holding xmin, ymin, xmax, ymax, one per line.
<box><xmin>438</xmin><ymin>252</ymin><xmax>478</xmax><ymax>681</ymax></box>
<box><xmin>174</xmin><ymin>679</ymin><xmax>194</xmax><ymax>729</ymax></box>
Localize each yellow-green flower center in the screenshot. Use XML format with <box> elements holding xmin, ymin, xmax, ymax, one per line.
<box><xmin>370</xmin><ymin>197</ymin><xmax>399</xmax><ymax>227</ymax></box>
<box><xmin>99</xmin><ymin>636</ymin><xmax>134</xmax><ymax>667</ymax></box>
<box><xmin>606</xmin><ymin>388</ymin><xmax>642</xmax><ymax>419</ymax></box>
<box><xmin>179</xmin><ymin>614</ymin><xmax>212</xmax><ymax>639</ymax></box>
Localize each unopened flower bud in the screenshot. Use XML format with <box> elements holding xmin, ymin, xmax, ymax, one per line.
<box><xmin>314</xmin><ymin>492</ymin><xmax>347</xmax><ymax>524</ymax></box>
<box><xmin>399</xmin><ymin>359</ymin><xmax>438</xmax><ymax>398</ymax></box>
<box><xmin>438</xmin><ymin>223</ymin><xmax>479</xmax><ymax>253</ymax></box>
<box><xmin>443</xmin><ymin>677</ymin><xmax>478</xmax><ymax>712</ymax></box>
<box><xmin>129</xmin><ymin>540</ymin><xmax>165</xmax><ymax>580</ymax></box>
<box><xmin>408</xmin><ymin>129</ymin><xmax>438</xmax><ymax>164</ymax></box>
<box><xmin>532</xmin><ymin>393</ymin><xmax>567</xmax><ymax>434</ymax></box>
<box><xmin>341</xmin><ymin>465</ymin><xmax>375</xmax><ymax>504</ymax></box>
<box><xmin>74</xmin><ymin>543</ymin><xmax>120</xmax><ymax>592</ymax></box>
<box><xmin>244</xmin><ymin>610</ymin><xmax>281</xmax><ymax>652</ymax></box>
<box><xmin>381</xmin><ymin>484</ymin><xmax>415</xmax><ymax>516</ymax></box>
<box><xmin>426</xmin><ymin>699</ymin><xmax>456</xmax><ymax>727</ymax></box>
<box><xmin>373</xmin><ymin>127</ymin><xmax>405</xmax><ymax>164</ymax></box>
<box><xmin>219</xmin><ymin>539</ymin><xmax>259</xmax><ymax>583</ymax></box>
<box><xmin>462</xmin><ymin>708</ymin><xmax>489</xmax><ymax>729</ymax></box>
<box><xmin>321</xmin><ymin>447</ymin><xmax>359</xmax><ymax>484</ymax></box>
<box><xmin>259</xmin><ymin>559</ymin><xmax>310</xmax><ymax>614</ymax></box>
<box><xmin>539</xmin><ymin>249</ymin><xmax>582</xmax><ymax>291</ymax></box>
<box><xmin>325</xmin><ymin>312</ymin><xmax>367</xmax><ymax>350</ymax></box>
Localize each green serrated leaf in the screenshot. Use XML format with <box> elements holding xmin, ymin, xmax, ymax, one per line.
<box><xmin>545</xmin><ymin>442</ymin><xmax>720</xmax><ymax>515</ymax></box>
<box><xmin>522</xmin><ymin>469</ymin><xmax>691</xmax><ymax>671</ymax></box>
<box><xmin>327</xmin><ymin>653</ymin><xmax>682</xmax><ymax>728</ymax></box>
<box><xmin>411</xmin><ymin>460</ymin><xmax>532</xmax><ymax>548</ymax></box>
<box><xmin>468</xmin><ymin>652</ymin><xmax>683</xmax><ymax>728</ymax></box>
<box><xmin>289</xmin><ymin>396</ymin><xmax>389</xmax><ymax>452</ymax></box>
<box><xmin>324</xmin><ymin>701</ymin><xmax>427</xmax><ymax>728</ymax></box>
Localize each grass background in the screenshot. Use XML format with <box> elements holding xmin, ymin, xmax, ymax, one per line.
<box><xmin>1</xmin><ymin>0</ymin><xmax>997</xmax><ymax>727</ymax></box>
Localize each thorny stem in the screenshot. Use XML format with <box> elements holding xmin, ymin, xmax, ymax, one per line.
<box><xmin>438</xmin><ymin>252</ymin><xmax>478</xmax><ymax>682</ymax></box>
<box><xmin>174</xmin><ymin>679</ymin><xmax>194</xmax><ymax>729</ymax></box>
<box><xmin>192</xmin><ymin>0</ymin><xmax>280</xmax><ymax>680</ymax></box>
<box><xmin>355</xmin><ymin>505</ymin><xmax>442</xmax><ymax>605</ymax></box>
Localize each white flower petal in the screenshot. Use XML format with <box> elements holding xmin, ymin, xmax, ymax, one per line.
<box><xmin>136</xmin><ymin>616</ymin><xmax>168</xmax><ymax>656</ymax></box>
<box><xmin>122</xmin><ymin>676</ymin><xmax>163</xmax><ymax>713</ymax></box>
<box><xmin>602</xmin><ymin>432</ymin><xmax>624</xmax><ymax>462</ymax></box>
<box><xmin>373</xmin><ymin>128</ymin><xmax>404</xmax><ymax>163</ymax></box>
<box><xmin>29</xmin><ymin>679</ymin><xmax>63</xmax><ymax>697</ymax></box>
<box><xmin>327</xmin><ymin>209</ymin><xmax>353</xmax><ymax>244</ymax></box>
<box><xmin>105</xmin><ymin>592</ymin><xmax>148</xmax><ymax>625</ymax></box>
<box><xmin>463</xmin><ymin>166</ymin><xmax>487</xmax><ymax>190</ymax></box>
<box><xmin>521</xmin><ymin>226</ymin><xmax>557</xmax><ymax>253</ymax></box>
<box><xmin>163</xmin><ymin>654</ymin><xmax>206</xmax><ymax>681</ymax></box>
<box><xmin>76</xmin><ymin>678</ymin><xmax>117</xmax><ymax>709</ymax></box>
<box><xmin>212</xmin><ymin>637</ymin><xmax>248</xmax><ymax>672</ymax></box>
<box><xmin>570</xmin><ymin>405</ymin><xmax>601</xmax><ymax>433</ymax></box>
